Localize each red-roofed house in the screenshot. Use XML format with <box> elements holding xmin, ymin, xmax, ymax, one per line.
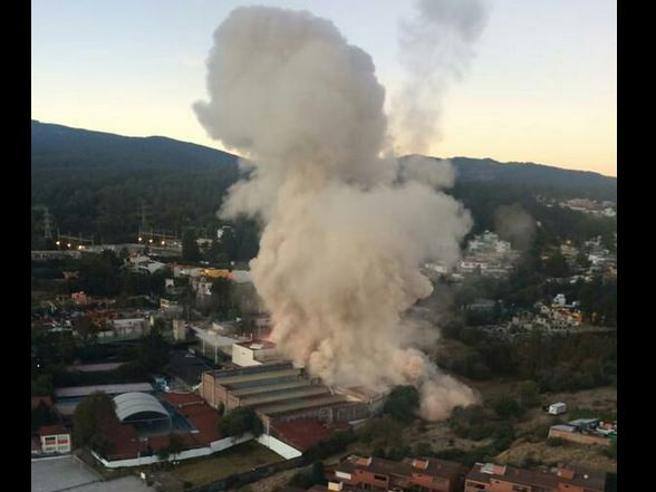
<box><xmin>38</xmin><ymin>425</ymin><xmax>71</xmax><ymax>454</ymax></box>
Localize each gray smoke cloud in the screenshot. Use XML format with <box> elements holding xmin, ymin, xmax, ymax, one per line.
<box><xmin>399</xmin><ymin>155</ymin><xmax>456</xmax><ymax>189</ymax></box>
<box><xmin>194</xmin><ymin>6</ymin><xmax>477</xmax><ymax>420</ymax></box>
<box><xmin>494</xmin><ymin>203</ymin><xmax>537</xmax><ymax>251</ymax></box>
<box><xmin>392</xmin><ymin>0</ymin><xmax>490</xmax><ymax>154</ymax></box>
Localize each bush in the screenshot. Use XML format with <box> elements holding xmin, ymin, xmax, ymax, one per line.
<box><xmin>492</xmin><ymin>395</ymin><xmax>525</xmax><ymax>419</ymax></box>
<box><xmin>383</xmin><ymin>386</ymin><xmax>420</xmax><ymax>423</ymax></box>
<box><xmin>546</xmin><ymin>437</ymin><xmax>566</xmax><ymax>447</ymax></box>
<box><xmin>218</xmin><ymin>407</ymin><xmax>263</xmax><ymax>438</ymax></box>
<box><xmin>449</xmin><ymin>405</ymin><xmax>497</xmax><ymax>441</ymax></box>
<box><xmin>518</xmin><ymin>381</ymin><xmax>541</xmax><ymax>408</ymax></box>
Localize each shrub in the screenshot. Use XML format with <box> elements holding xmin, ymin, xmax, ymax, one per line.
<box><xmin>492</xmin><ymin>395</ymin><xmax>525</xmax><ymax>419</ymax></box>
<box><xmin>218</xmin><ymin>407</ymin><xmax>263</xmax><ymax>438</ymax></box>
<box><xmin>383</xmin><ymin>386</ymin><xmax>420</xmax><ymax>423</ymax></box>
<box><xmin>546</xmin><ymin>437</ymin><xmax>566</xmax><ymax>447</ymax></box>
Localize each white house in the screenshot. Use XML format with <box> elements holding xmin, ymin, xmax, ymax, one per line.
<box><xmin>38</xmin><ymin>425</ymin><xmax>71</xmax><ymax>454</ymax></box>
<box><xmin>232</xmin><ymin>340</ymin><xmax>278</xmax><ymax>367</ymax></box>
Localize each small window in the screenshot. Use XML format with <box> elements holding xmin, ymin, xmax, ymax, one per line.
<box><xmin>44</xmin><ymin>436</ymin><xmax>56</xmax><ymax>444</ymax></box>
<box><xmin>373</xmin><ymin>474</ymin><xmax>387</xmax><ymax>482</ymax></box>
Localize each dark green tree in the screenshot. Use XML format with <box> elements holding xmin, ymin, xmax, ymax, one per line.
<box><xmin>383</xmin><ymin>385</ymin><xmax>420</xmax><ymax>423</ymax></box>
<box><xmin>72</xmin><ymin>392</ymin><xmax>116</xmax><ymax>449</ymax></box>
<box><xmin>182</xmin><ymin>229</ymin><xmax>201</xmax><ymax>263</ymax></box>
<box><xmin>217</xmin><ymin>407</ymin><xmax>263</xmax><ymax>438</ymax></box>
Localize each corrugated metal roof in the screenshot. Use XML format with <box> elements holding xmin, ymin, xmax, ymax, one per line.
<box><xmin>113</xmin><ymin>392</ymin><xmax>169</xmax><ymax>422</ymax></box>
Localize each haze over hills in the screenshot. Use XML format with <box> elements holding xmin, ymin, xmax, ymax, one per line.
<box><xmin>31</xmin><ymin>120</ymin><xmax>616</xmax><ymax>243</ymax></box>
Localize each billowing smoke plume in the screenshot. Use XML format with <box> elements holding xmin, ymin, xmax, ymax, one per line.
<box><xmin>494</xmin><ymin>203</ymin><xmax>537</xmax><ymax>251</ymax></box>
<box><xmin>194</xmin><ymin>6</ymin><xmax>477</xmax><ymax>420</ymax></box>
<box><xmin>392</xmin><ymin>0</ymin><xmax>489</xmax><ymax>154</ymax></box>
<box><xmin>399</xmin><ymin>155</ymin><xmax>455</xmax><ymax>189</ymax></box>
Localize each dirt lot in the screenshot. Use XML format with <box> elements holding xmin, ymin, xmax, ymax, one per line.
<box><xmin>165</xmin><ymin>441</ymin><xmax>283</xmax><ymax>489</ymax></box>
<box><xmin>494</xmin><ymin>439</ymin><xmax>616</xmax><ymax>473</ymax></box>
<box><xmin>345</xmin><ymin>380</ymin><xmax>616</xmax><ymax>474</ymax></box>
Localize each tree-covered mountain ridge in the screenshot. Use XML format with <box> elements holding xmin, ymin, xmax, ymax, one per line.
<box><xmin>31</xmin><ymin>120</ymin><xmax>616</xmax><ymax>244</ymax></box>
<box><xmin>32</xmin><ymin>120</ymin><xmax>616</xmax><ymax>192</ymax></box>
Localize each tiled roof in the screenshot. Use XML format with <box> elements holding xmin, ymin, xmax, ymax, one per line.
<box><xmin>270</xmin><ymin>419</ymin><xmax>337</xmax><ymax>451</ymax></box>
<box><xmin>162</xmin><ymin>392</ymin><xmax>221</xmax><ymax>444</ymax></box>
<box><xmin>38</xmin><ymin>424</ymin><xmax>68</xmax><ymax>437</ymax></box>
<box><xmin>466</xmin><ymin>463</ymin><xmax>606</xmax><ymax>491</ymax></box>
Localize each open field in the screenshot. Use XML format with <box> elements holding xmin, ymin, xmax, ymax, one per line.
<box><xmin>494</xmin><ymin>439</ymin><xmax>616</xmax><ymax>473</ymax></box>
<box><xmin>344</xmin><ymin>379</ymin><xmax>616</xmax><ymax>474</ymax></box>
<box><xmin>168</xmin><ymin>441</ymin><xmax>283</xmax><ymax>487</ymax></box>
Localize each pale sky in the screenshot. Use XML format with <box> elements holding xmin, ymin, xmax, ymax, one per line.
<box><xmin>31</xmin><ymin>0</ymin><xmax>616</xmax><ymax>177</ymax></box>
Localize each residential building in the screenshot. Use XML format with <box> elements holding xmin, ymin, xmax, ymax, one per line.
<box><xmin>464</xmin><ymin>462</ymin><xmax>606</xmax><ymax>492</ymax></box>
<box><xmin>38</xmin><ymin>425</ymin><xmax>71</xmax><ymax>454</ymax></box>
<box><xmin>331</xmin><ymin>455</ymin><xmax>467</xmax><ymax>492</ymax></box>
<box><xmin>71</xmin><ymin>291</ymin><xmax>89</xmax><ymax>305</ymax></box>
<box><xmin>100</xmin><ymin>317</ymin><xmax>150</xmax><ymax>339</ymax></box>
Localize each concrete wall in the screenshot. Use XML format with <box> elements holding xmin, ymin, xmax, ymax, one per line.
<box><xmin>256</xmin><ymin>434</ymin><xmax>302</xmax><ymax>460</ymax></box>
<box><xmin>92</xmin><ymin>434</ymin><xmax>253</xmax><ymax>469</ymax></box>
<box><xmin>548</xmin><ymin>428</ymin><xmax>610</xmax><ymax>447</ymax></box>
<box><xmin>92</xmin><ymin>431</ymin><xmax>303</xmax><ymax>469</ymax></box>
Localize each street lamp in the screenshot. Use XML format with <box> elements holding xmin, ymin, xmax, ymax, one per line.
<box><xmin>138</xmin><ymin>237</ymin><xmax>143</xmax><ymax>242</ymax></box>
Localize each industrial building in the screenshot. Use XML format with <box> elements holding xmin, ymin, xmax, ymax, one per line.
<box><xmin>54</xmin><ymin>382</ymin><xmax>154</xmax><ymax>417</ymax></box>
<box><xmin>199</xmin><ymin>362</ymin><xmax>381</xmax><ymax>426</ymax></box>
<box><xmin>113</xmin><ymin>392</ymin><xmax>172</xmax><ymax>435</ymax></box>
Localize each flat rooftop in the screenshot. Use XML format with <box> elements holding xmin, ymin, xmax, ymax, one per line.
<box><xmin>234</xmin><ymin>340</ymin><xmax>276</xmax><ymax>350</ymax></box>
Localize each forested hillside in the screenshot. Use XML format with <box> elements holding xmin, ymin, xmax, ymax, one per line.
<box><xmin>31</xmin><ymin>121</ymin><xmax>616</xmax><ymax>250</ymax></box>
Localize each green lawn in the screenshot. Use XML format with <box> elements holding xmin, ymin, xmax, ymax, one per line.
<box><xmin>171</xmin><ymin>441</ymin><xmax>283</xmax><ymax>486</ymax></box>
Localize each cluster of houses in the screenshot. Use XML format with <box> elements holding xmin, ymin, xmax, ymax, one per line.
<box><xmin>536</xmin><ymin>195</ymin><xmax>616</xmax><ymax>219</ymax></box>
<box><xmin>422</xmin><ymin>231</ymin><xmax>519</xmax><ymax>282</ymax></box>
<box><xmin>290</xmin><ymin>454</ymin><xmax>608</xmax><ymax>492</ymax></box>
<box><xmin>558</xmin><ymin>198</ymin><xmax>616</xmax><ymax>218</ymax></box>
<box><xmin>455</xmin><ymin>231</ymin><xmax>519</xmax><ymax>279</ymax></box>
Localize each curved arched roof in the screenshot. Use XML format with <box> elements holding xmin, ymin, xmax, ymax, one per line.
<box><xmin>113</xmin><ymin>392</ymin><xmax>169</xmax><ymax>422</ymax></box>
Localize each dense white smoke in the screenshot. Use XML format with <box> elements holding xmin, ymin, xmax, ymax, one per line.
<box><xmin>392</xmin><ymin>0</ymin><xmax>489</xmax><ymax>154</ymax></box>
<box><xmin>194</xmin><ymin>6</ymin><xmax>477</xmax><ymax>420</ymax></box>
<box><xmin>494</xmin><ymin>203</ymin><xmax>537</xmax><ymax>251</ymax></box>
